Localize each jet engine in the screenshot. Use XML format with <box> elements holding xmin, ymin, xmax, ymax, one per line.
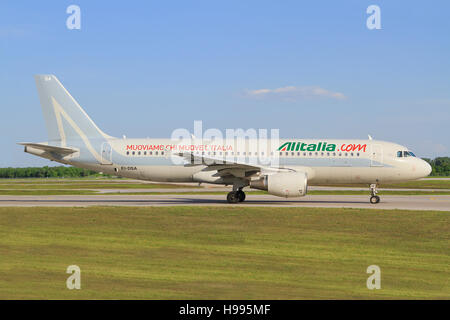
<box><xmin>250</xmin><ymin>171</ymin><xmax>308</xmax><ymax>197</ymax></box>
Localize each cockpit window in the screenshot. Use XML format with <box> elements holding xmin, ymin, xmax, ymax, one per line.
<box><xmin>398</xmin><ymin>150</ymin><xmax>416</xmax><ymax>157</ymax></box>
<box><xmin>401</xmin><ymin>151</ymin><xmax>416</xmax><ymax>157</ymax></box>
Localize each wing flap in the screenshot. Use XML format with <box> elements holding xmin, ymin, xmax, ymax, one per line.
<box><xmin>172</xmin><ymin>151</ymin><xmax>288</xmax><ymax>178</ymax></box>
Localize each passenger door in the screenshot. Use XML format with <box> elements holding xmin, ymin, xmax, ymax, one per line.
<box><xmin>370</xmin><ymin>144</ymin><xmax>383</xmax><ymax>167</ymax></box>
<box><xmin>100</xmin><ymin>142</ymin><xmax>113</xmax><ymax>165</ymax></box>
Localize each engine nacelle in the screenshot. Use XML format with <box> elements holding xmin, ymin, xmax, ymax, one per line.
<box><xmin>250</xmin><ymin>172</ymin><xmax>308</xmax><ymax>198</ymax></box>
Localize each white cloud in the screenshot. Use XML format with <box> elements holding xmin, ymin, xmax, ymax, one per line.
<box><xmin>245</xmin><ymin>85</ymin><xmax>346</xmax><ymax>101</ymax></box>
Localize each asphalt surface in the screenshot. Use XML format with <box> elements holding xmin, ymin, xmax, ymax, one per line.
<box><xmin>0</xmin><ymin>194</ymin><xmax>449</xmax><ymax>211</ymax></box>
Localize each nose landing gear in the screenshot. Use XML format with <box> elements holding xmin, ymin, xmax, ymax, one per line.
<box><xmin>369</xmin><ymin>183</ymin><xmax>380</xmax><ymax>204</ymax></box>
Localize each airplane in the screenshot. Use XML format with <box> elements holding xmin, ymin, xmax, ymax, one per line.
<box><xmin>20</xmin><ymin>75</ymin><xmax>432</xmax><ymax>204</ymax></box>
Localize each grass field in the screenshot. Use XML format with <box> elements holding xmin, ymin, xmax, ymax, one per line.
<box><xmin>0</xmin><ymin>177</ymin><xmax>449</xmax><ymax>196</ymax></box>
<box><xmin>1</xmin><ymin>178</ymin><xmax>449</xmax><ymax>190</ymax></box>
<box><xmin>0</xmin><ymin>183</ymin><xmax>197</xmax><ymax>189</ymax></box>
<box><xmin>0</xmin><ymin>206</ymin><xmax>448</xmax><ymax>299</ymax></box>
<box><xmin>105</xmin><ymin>190</ymin><xmax>450</xmax><ymax>196</ymax></box>
<box><xmin>1</xmin><ymin>190</ymin><xmax>450</xmax><ymax>196</ymax></box>
<box><xmin>323</xmin><ymin>180</ymin><xmax>450</xmax><ymax>189</ymax></box>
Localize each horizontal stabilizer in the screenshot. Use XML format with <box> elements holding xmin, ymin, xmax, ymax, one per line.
<box><xmin>18</xmin><ymin>142</ymin><xmax>77</xmax><ymax>155</ymax></box>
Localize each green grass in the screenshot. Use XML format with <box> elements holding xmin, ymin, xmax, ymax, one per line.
<box><xmin>1</xmin><ymin>190</ymin><xmax>450</xmax><ymax>196</ymax></box>
<box><xmin>0</xmin><ymin>190</ymin><xmax>98</xmax><ymax>195</ymax></box>
<box><xmin>0</xmin><ymin>183</ymin><xmax>196</xmax><ymax>189</ymax></box>
<box><xmin>323</xmin><ymin>180</ymin><xmax>450</xmax><ymax>189</ymax></box>
<box><xmin>105</xmin><ymin>190</ymin><xmax>450</xmax><ymax>196</ymax></box>
<box><xmin>0</xmin><ymin>206</ymin><xmax>448</xmax><ymax>299</ymax></box>
<box><xmin>424</xmin><ymin>176</ymin><xmax>450</xmax><ymax>178</ymax></box>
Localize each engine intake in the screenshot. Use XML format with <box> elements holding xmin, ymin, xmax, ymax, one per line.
<box><xmin>250</xmin><ymin>172</ymin><xmax>308</xmax><ymax>198</ymax></box>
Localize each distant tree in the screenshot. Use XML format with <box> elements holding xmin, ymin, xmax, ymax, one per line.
<box><xmin>422</xmin><ymin>157</ymin><xmax>450</xmax><ymax>176</ymax></box>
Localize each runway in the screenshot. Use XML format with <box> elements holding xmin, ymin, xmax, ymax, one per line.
<box><xmin>0</xmin><ymin>194</ymin><xmax>449</xmax><ymax>211</ymax></box>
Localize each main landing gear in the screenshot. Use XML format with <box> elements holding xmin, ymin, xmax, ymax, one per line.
<box><xmin>227</xmin><ymin>188</ymin><xmax>246</xmax><ymax>203</ymax></box>
<box><xmin>369</xmin><ymin>183</ymin><xmax>380</xmax><ymax>204</ymax></box>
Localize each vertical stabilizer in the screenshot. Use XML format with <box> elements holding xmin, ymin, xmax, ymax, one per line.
<box><xmin>34</xmin><ymin>75</ymin><xmax>111</xmax><ymax>146</ymax></box>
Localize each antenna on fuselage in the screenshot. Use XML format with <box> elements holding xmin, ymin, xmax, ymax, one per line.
<box><xmin>368</xmin><ymin>134</ymin><xmax>373</xmax><ymax>140</ymax></box>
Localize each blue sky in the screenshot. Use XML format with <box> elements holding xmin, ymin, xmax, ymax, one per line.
<box><xmin>1</xmin><ymin>0</ymin><xmax>449</xmax><ymax>166</ymax></box>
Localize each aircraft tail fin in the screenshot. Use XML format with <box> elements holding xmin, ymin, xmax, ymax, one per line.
<box><xmin>34</xmin><ymin>75</ymin><xmax>111</xmax><ymax>146</ymax></box>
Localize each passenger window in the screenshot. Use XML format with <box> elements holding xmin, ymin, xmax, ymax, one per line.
<box><xmin>126</xmin><ymin>151</ymin><xmax>130</xmax><ymax>155</ymax></box>
<box><xmin>155</xmin><ymin>151</ymin><xmax>158</xmax><ymax>155</ymax></box>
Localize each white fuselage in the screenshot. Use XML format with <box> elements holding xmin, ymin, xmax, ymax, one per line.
<box><xmin>47</xmin><ymin>138</ymin><xmax>431</xmax><ymax>186</ymax></box>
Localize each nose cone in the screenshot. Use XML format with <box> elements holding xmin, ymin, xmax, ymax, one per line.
<box><xmin>420</xmin><ymin>160</ymin><xmax>432</xmax><ymax>177</ymax></box>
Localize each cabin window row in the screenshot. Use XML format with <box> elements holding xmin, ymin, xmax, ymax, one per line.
<box><xmin>125</xmin><ymin>151</ymin><xmax>360</xmax><ymax>157</ymax></box>
<box><xmin>126</xmin><ymin>151</ymin><xmax>165</xmax><ymax>156</ymax></box>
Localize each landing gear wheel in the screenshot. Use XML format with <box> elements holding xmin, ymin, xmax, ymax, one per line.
<box><xmin>236</xmin><ymin>190</ymin><xmax>246</xmax><ymax>202</ymax></box>
<box><xmin>369</xmin><ymin>183</ymin><xmax>380</xmax><ymax>204</ymax></box>
<box><xmin>227</xmin><ymin>191</ymin><xmax>239</xmax><ymax>204</ymax></box>
<box><xmin>370</xmin><ymin>195</ymin><xmax>380</xmax><ymax>204</ymax></box>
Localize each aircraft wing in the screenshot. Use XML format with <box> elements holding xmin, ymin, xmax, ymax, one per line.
<box><xmin>18</xmin><ymin>143</ymin><xmax>78</xmax><ymax>156</ymax></box>
<box><xmin>173</xmin><ymin>151</ymin><xmax>291</xmax><ymax>178</ymax></box>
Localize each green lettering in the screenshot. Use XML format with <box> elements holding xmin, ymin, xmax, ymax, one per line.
<box><xmin>300</xmin><ymin>143</ymin><xmax>307</xmax><ymax>151</ymax></box>
<box><xmin>277</xmin><ymin>142</ymin><xmax>291</xmax><ymax>151</ymax></box>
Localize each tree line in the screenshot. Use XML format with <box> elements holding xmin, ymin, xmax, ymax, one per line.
<box><xmin>0</xmin><ymin>157</ymin><xmax>448</xmax><ymax>178</ymax></box>
<box><xmin>422</xmin><ymin>157</ymin><xmax>450</xmax><ymax>176</ymax></box>
<box><xmin>0</xmin><ymin>166</ymin><xmax>104</xmax><ymax>178</ymax></box>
